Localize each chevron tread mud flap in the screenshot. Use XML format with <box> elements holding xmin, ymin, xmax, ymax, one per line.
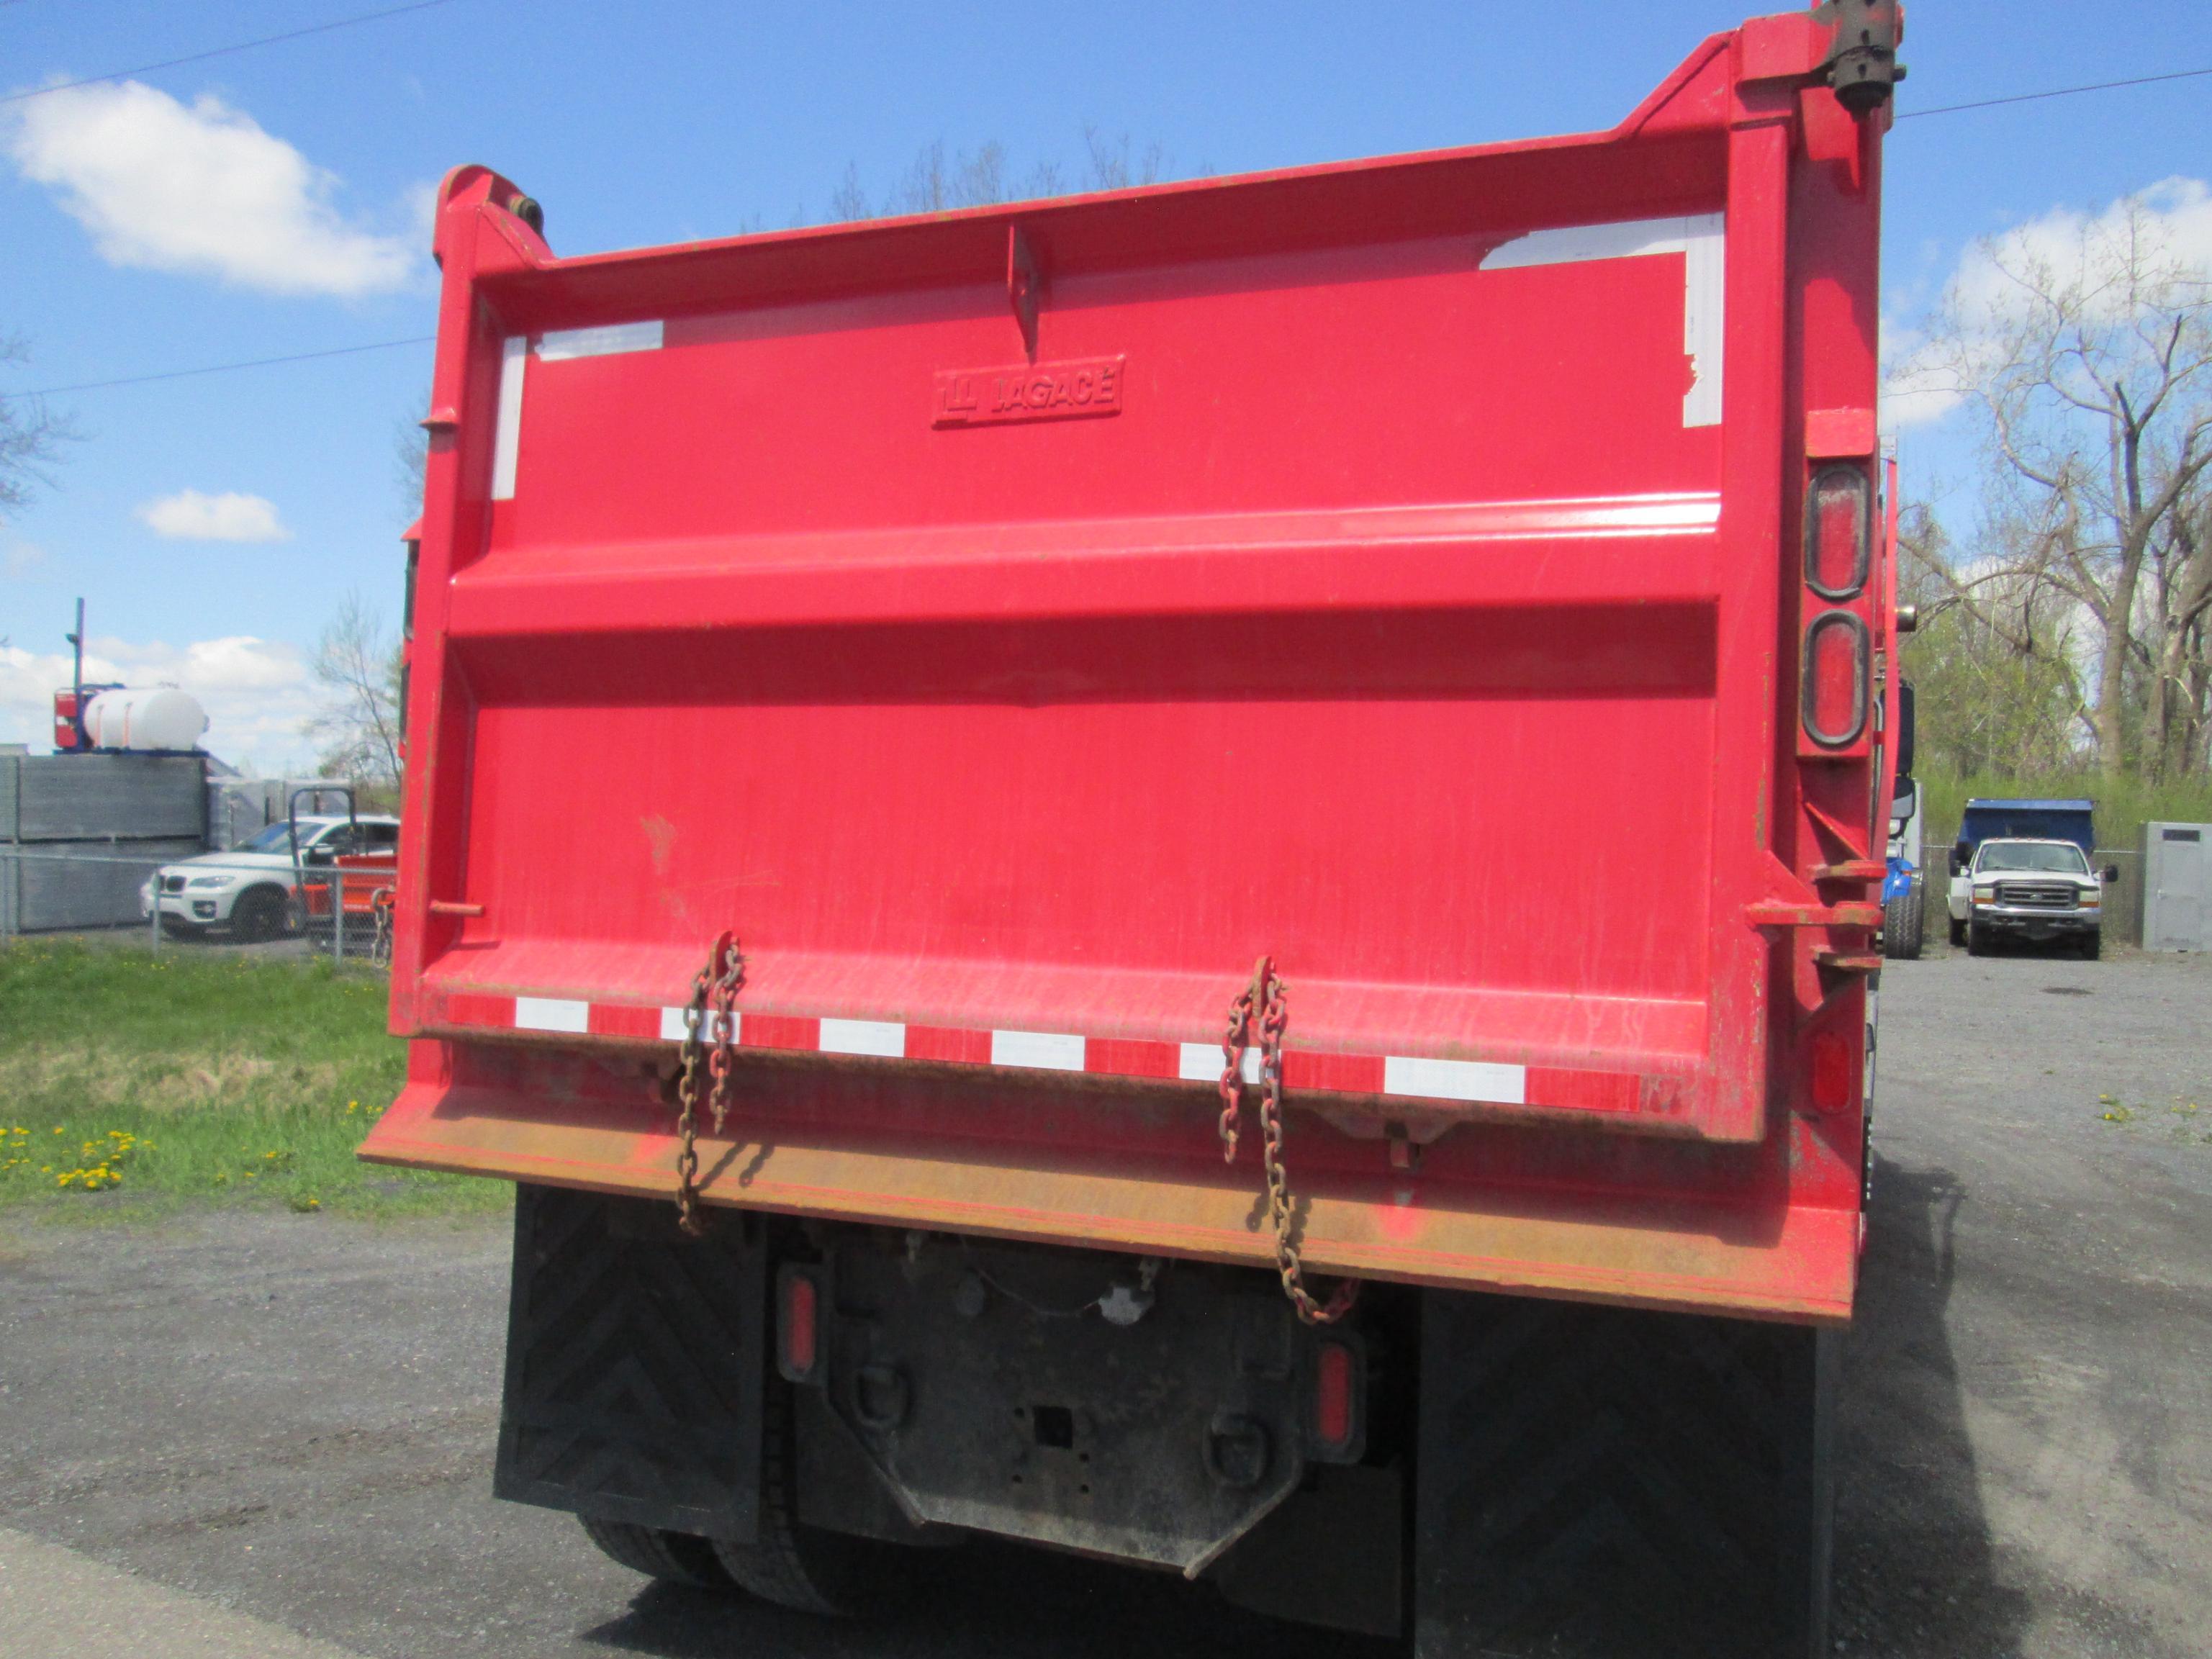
<box><xmin>1414</xmin><ymin>1290</ymin><xmax>1837</xmax><ymax>1659</ymax></box>
<box><xmin>494</xmin><ymin>1183</ymin><xmax>766</xmax><ymax>1541</ymax></box>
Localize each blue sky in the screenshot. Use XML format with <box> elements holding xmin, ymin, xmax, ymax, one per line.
<box><xmin>3</xmin><ymin>0</ymin><xmax>2209</xmax><ymax>767</ymax></box>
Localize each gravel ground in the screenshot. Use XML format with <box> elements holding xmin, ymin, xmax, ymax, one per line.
<box><xmin>1</xmin><ymin>947</ymin><xmax>2208</xmax><ymax>1659</ymax></box>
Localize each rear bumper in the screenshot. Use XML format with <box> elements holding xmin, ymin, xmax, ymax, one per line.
<box><xmin>359</xmin><ymin>1039</ymin><xmax>1861</xmax><ymax>1324</ymax></box>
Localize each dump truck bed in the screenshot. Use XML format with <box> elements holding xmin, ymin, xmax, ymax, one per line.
<box><xmin>366</xmin><ymin>9</ymin><xmax>1890</xmax><ymax>1321</ymax></box>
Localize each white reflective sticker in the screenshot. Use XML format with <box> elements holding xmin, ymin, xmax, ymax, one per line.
<box><xmin>515</xmin><ymin>996</ymin><xmax>590</xmax><ymax>1035</ymax></box>
<box><xmin>991</xmin><ymin>1030</ymin><xmax>1086</xmax><ymax>1072</ymax></box>
<box><xmin>1480</xmin><ymin>212</ymin><xmax>1725</xmax><ymax>428</ymax></box>
<box><xmin>661</xmin><ymin>1005</ymin><xmax>739</xmax><ymax>1044</ymax></box>
<box><xmin>1178</xmin><ymin>1042</ymin><xmax>1261</xmax><ymax>1084</ymax></box>
<box><xmin>1381</xmin><ymin>1056</ymin><xmax>1527</xmax><ymax>1105</ymax></box>
<box><xmin>536</xmin><ymin>320</ymin><xmax>664</xmax><ymax>361</ymax></box>
<box><xmin>820</xmin><ymin>1018</ymin><xmax>906</xmax><ymax>1058</ymax></box>
<box><xmin>490</xmin><ymin>335</ymin><xmax>527</xmax><ymax>500</ymax></box>
<box><xmin>1679</xmin><ymin>216</ymin><xmax>1726</xmax><ymax>428</ymax></box>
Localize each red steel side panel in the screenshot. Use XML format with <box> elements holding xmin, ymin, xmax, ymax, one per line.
<box><xmin>366</xmin><ymin>9</ymin><xmax>1888</xmax><ymax>1320</ymax></box>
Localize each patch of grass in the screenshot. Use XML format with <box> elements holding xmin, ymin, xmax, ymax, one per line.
<box><xmin>0</xmin><ymin>940</ymin><xmax>505</xmax><ymax>1219</ymax></box>
<box><xmin>2093</xmin><ymin>1092</ymin><xmax>2212</xmax><ymax>1144</ymax></box>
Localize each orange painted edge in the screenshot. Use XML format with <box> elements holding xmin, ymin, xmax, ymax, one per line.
<box><xmin>361</xmin><ymin>1085</ymin><xmax>1856</xmax><ymax>1325</ymax></box>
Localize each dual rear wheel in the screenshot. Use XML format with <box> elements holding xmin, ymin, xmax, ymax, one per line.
<box><xmin>577</xmin><ymin>1382</ymin><xmax>927</xmax><ymax>1616</ymax></box>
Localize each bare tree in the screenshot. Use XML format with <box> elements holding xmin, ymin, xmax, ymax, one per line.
<box><xmin>829</xmin><ymin>162</ymin><xmax>872</xmax><ymax>223</ymax></box>
<box><xmin>306</xmin><ymin>594</ymin><xmax>403</xmax><ymax>790</ymax></box>
<box><xmin>830</xmin><ymin>133</ymin><xmax>1152</xmax><ymax>225</ymax></box>
<box><xmin>393</xmin><ymin>407</ymin><xmax>428</xmax><ymax>518</ymax></box>
<box><xmin>2145</xmin><ymin>484</ymin><xmax>2212</xmax><ymax>774</ymax></box>
<box><xmin>1911</xmin><ymin>188</ymin><xmax>2212</xmax><ymax>778</ymax></box>
<box><xmin>1080</xmin><ymin>127</ymin><xmax>1165</xmax><ymax>192</ymax></box>
<box><xmin>1900</xmin><ymin>503</ymin><xmax>2090</xmax><ymax>776</ymax></box>
<box><xmin>0</xmin><ymin>333</ymin><xmax>79</xmax><ymax>516</ymax></box>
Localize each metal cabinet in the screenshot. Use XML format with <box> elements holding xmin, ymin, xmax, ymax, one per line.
<box><xmin>2144</xmin><ymin>823</ymin><xmax>2209</xmax><ymax>951</ymax></box>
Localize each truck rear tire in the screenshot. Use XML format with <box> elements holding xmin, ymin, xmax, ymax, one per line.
<box><xmin>578</xmin><ymin>1515</ymin><xmax>735</xmax><ymax>1591</ymax></box>
<box><xmin>2081</xmin><ymin>928</ymin><xmax>2103</xmax><ymax>960</ymax></box>
<box><xmin>710</xmin><ymin>1380</ymin><xmax>922</xmax><ymax>1617</ymax></box>
<box><xmin>1882</xmin><ymin>884</ymin><xmax>1923</xmax><ymax>960</ymax></box>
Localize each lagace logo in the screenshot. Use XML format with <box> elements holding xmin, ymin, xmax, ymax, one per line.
<box><xmin>933</xmin><ymin>356</ymin><xmax>1125</xmax><ymax>428</ymax></box>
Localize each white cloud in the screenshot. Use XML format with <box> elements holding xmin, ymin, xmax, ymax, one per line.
<box><xmin>1880</xmin><ymin>315</ymin><xmax>1961</xmax><ymax>430</ymax></box>
<box><xmin>136</xmin><ymin>489</ymin><xmax>289</xmax><ymax>543</ymax></box>
<box><xmin>1884</xmin><ymin>177</ymin><xmax>2212</xmax><ymax>431</ymax></box>
<box><xmin>0</xmin><ymin>634</ymin><xmax>315</xmax><ymax>766</ymax></box>
<box><xmin>3</xmin><ymin>539</ymin><xmax>49</xmax><ymax>579</ymax></box>
<box><xmin>6</xmin><ymin>80</ymin><xmax>423</xmax><ymax>297</ymax></box>
<box><xmin>1950</xmin><ymin>177</ymin><xmax>2212</xmax><ymax>327</ymax></box>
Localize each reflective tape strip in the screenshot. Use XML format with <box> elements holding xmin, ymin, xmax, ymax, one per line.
<box><xmin>1479</xmin><ymin>213</ymin><xmax>1725</xmax><ymax>428</ymax></box>
<box><xmin>1179</xmin><ymin>1043</ymin><xmax>1260</xmax><ymax>1084</ymax></box>
<box><xmin>489</xmin><ymin>337</ymin><xmax>526</xmax><ymax>500</ymax></box>
<box><xmin>658</xmin><ymin>1005</ymin><xmax>737</xmax><ymax>1044</ymax></box>
<box><xmin>990</xmin><ymin>1030</ymin><xmax>1087</xmax><ymax>1072</ymax></box>
<box><xmin>1381</xmin><ymin>1056</ymin><xmax>1527</xmax><ymax>1106</ymax></box>
<box><xmin>820</xmin><ymin>1018</ymin><xmax>906</xmax><ymax>1058</ymax></box>
<box><xmin>536</xmin><ymin>320</ymin><xmax>663</xmax><ymax>361</ymax></box>
<box><xmin>435</xmin><ymin>996</ymin><xmax>1646</xmax><ymax>1115</ymax></box>
<box><xmin>514</xmin><ymin>996</ymin><xmax>589</xmax><ymax>1035</ymax></box>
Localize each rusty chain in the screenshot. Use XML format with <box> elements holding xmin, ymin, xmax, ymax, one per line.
<box><xmin>368</xmin><ymin>887</ymin><xmax>395</xmax><ymax>966</ymax></box>
<box><xmin>674</xmin><ymin>931</ymin><xmax>744</xmax><ymax>1237</ymax></box>
<box><xmin>1218</xmin><ymin>956</ymin><xmax>1360</xmax><ymax>1325</ymax></box>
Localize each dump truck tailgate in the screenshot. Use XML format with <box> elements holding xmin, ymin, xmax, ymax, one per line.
<box><xmin>366</xmin><ymin>10</ymin><xmax>1886</xmax><ymax>1320</ymax></box>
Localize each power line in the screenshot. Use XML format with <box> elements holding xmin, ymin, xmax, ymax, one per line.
<box><xmin>0</xmin><ymin>0</ymin><xmax>458</xmax><ymax>104</ymax></box>
<box><xmin>4</xmin><ymin>55</ymin><xmax>2205</xmax><ymax>401</ymax></box>
<box><xmin>9</xmin><ymin>337</ymin><xmax>433</xmax><ymax>397</ymax></box>
<box><xmin>1897</xmin><ymin>65</ymin><xmax>2212</xmax><ymax>120</ymax></box>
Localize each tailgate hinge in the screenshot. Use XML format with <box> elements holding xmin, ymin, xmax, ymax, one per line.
<box><xmin>1811</xmin><ymin>0</ymin><xmax>1905</xmax><ymax>112</ymax></box>
<box><xmin>1745</xmin><ymin>900</ymin><xmax>1882</xmax><ymax>930</ymax></box>
<box><xmin>1810</xmin><ymin>859</ymin><xmax>1886</xmax><ymax>885</ymax></box>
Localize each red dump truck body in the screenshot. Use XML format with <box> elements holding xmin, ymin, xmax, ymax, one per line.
<box><xmin>364</xmin><ymin>7</ymin><xmax>1893</xmax><ymax>1327</ymax></box>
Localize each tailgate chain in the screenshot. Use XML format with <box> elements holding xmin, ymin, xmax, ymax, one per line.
<box><xmin>672</xmin><ymin>931</ymin><xmax>745</xmax><ymax>1236</ymax></box>
<box><xmin>1219</xmin><ymin>956</ymin><xmax>1360</xmax><ymax>1326</ymax></box>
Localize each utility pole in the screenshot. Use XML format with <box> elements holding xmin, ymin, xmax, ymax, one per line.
<box><xmin>64</xmin><ymin>597</ymin><xmax>87</xmax><ymax>751</ymax></box>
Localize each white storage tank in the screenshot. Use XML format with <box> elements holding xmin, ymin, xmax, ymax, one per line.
<box><xmin>81</xmin><ymin>687</ymin><xmax>208</xmax><ymax>753</ymax></box>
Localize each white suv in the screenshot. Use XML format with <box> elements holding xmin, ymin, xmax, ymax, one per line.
<box><xmin>140</xmin><ymin>815</ymin><xmax>400</xmax><ymax>941</ymax></box>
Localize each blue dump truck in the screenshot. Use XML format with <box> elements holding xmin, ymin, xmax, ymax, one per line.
<box><xmin>1944</xmin><ymin>798</ymin><xmax>2117</xmax><ymax>957</ymax></box>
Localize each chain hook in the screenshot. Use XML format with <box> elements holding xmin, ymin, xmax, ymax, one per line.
<box><xmin>674</xmin><ymin>930</ymin><xmax>744</xmax><ymax>1237</ymax></box>
<box><xmin>1215</xmin><ymin>955</ymin><xmax>1360</xmax><ymax>1325</ymax></box>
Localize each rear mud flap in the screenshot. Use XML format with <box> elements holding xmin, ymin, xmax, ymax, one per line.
<box><xmin>1415</xmin><ymin>1290</ymin><xmax>1836</xmax><ymax>1659</ymax></box>
<box><xmin>494</xmin><ymin>1184</ymin><xmax>766</xmax><ymax>1541</ymax></box>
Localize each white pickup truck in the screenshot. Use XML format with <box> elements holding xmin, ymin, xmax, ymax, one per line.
<box><xmin>1949</xmin><ymin>838</ymin><xmax>2115</xmax><ymax>959</ymax></box>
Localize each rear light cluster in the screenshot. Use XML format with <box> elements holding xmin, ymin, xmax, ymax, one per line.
<box><xmin>1309</xmin><ymin>1335</ymin><xmax>1366</xmax><ymax>1463</ymax></box>
<box><xmin>1800</xmin><ymin>464</ymin><xmax>1873</xmax><ymax>752</ymax></box>
<box><xmin>1809</xmin><ymin>1029</ymin><xmax>1855</xmax><ymax>1114</ymax></box>
<box><xmin>777</xmin><ymin>1265</ymin><xmax>823</xmax><ymax>1385</ymax></box>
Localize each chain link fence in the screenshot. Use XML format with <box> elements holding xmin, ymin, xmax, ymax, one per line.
<box><xmin>0</xmin><ymin>844</ymin><xmax>394</xmax><ymax>965</ymax></box>
<box><xmin>1923</xmin><ymin>824</ymin><xmax>2145</xmax><ymax>947</ymax></box>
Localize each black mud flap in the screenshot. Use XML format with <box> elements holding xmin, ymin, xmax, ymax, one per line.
<box><xmin>494</xmin><ymin>1184</ymin><xmax>766</xmax><ymax>1542</ymax></box>
<box><xmin>1415</xmin><ymin>1291</ymin><xmax>1837</xmax><ymax>1659</ymax></box>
